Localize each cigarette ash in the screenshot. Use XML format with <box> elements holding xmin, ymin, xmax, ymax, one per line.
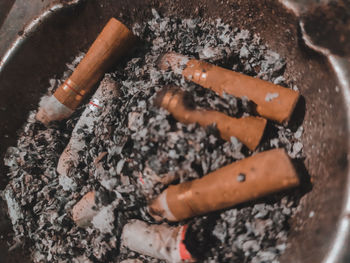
<box><xmin>2</xmin><ymin>9</ymin><xmax>305</xmax><ymax>263</ymax></box>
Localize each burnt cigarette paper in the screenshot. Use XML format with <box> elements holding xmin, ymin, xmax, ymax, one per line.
<box><xmin>158</xmin><ymin>52</ymin><xmax>300</xmax><ymax>123</ymax></box>
<box><xmin>122</xmin><ymin>219</ymin><xmax>195</xmax><ymax>262</ymax></box>
<box><xmin>149</xmin><ymin>148</ymin><xmax>299</xmax><ymax>222</ymax></box>
<box><xmin>57</xmin><ymin>76</ymin><xmax>119</xmax><ymax>177</ymax></box>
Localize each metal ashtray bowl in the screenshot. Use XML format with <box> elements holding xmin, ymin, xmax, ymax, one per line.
<box><xmin>0</xmin><ymin>0</ymin><xmax>350</xmax><ymax>262</ymax></box>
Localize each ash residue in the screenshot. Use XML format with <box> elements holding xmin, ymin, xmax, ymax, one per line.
<box><xmin>2</xmin><ymin>10</ymin><xmax>304</xmax><ymax>263</ymax></box>
<box><xmin>186</xmin><ymin>197</ymin><xmax>296</xmax><ymax>262</ymax></box>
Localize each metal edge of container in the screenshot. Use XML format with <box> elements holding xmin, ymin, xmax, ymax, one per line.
<box><xmin>0</xmin><ymin>0</ymin><xmax>82</xmax><ymax>73</ymax></box>
<box><xmin>323</xmin><ymin>55</ymin><xmax>350</xmax><ymax>263</ymax></box>
<box><xmin>281</xmin><ymin>1</ymin><xmax>350</xmax><ymax>262</ymax></box>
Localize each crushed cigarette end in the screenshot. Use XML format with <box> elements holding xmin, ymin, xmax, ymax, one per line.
<box><xmin>72</xmin><ymin>191</ymin><xmax>98</xmax><ymax>228</ymax></box>
<box><xmin>57</xmin><ymin>76</ymin><xmax>119</xmax><ymax>177</ymax></box>
<box><xmin>122</xmin><ymin>219</ymin><xmax>195</xmax><ymax>262</ymax></box>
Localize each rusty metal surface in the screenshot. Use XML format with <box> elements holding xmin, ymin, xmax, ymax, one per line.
<box><xmin>0</xmin><ymin>0</ymin><xmax>349</xmax><ymax>262</ymax></box>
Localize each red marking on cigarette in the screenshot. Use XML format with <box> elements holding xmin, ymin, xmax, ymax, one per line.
<box><xmin>89</xmin><ymin>101</ymin><xmax>102</xmax><ymax>109</ymax></box>
<box><xmin>35</xmin><ymin>18</ymin><xmax>135</xmax><ymax>125</ymax></box>
<box><xmin>179</xmin><ymin>225</ymin><xmax>193</xmax><ymax>260</ymax></box>
<box><xmin>139</xmin><ymin>175</ymin><xmax>145</xmax><ymax>184</ymax></box>
<box><xmin>64</xmin><ymin>80</ymin><xmax>82</xmax><ymax>96</ymax></box>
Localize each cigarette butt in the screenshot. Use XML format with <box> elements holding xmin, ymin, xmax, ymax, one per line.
<box><xmin>36</xmin><ymin>18</ymin><xmax>135</xmax><ymax>124</ymax></box>
<box><xmin>57</xmin><ymin>76</ymin><xmax>119</xmax><ymax>176</ymax></box>
<box><xmin>121</xmin><ymin>219</ymin><xmax>195</xmax><ymax>263</ymax></box>
<box><xmin>155</xmin><ymin>86</ymin><xmax>266</xmax><ymax>150</ymax></box>
<box><xmin>158</xmin><ymin>52</ymin><xmax>300</xmax><ymax>123</ymax></box>
<box><xmin>72</xmin><ymin>191</ymin><xmax>98</xmax><ymax>227</ymax></box>
<box><xmin>148</xmin><ymin>148</ymin><xmax>299</xmax><ymax>222</ymax></box>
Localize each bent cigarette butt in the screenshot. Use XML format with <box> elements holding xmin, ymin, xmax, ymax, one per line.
<box><xmin>36</xmin><ymin>18</ymin><xmax>135</xmax><ymax>124</ymax></box>
<box><xmin>155</xmin><ymin>86</ymin><xmax>266</xmax><ymax>150</ymax></box>
<box><xmin>158</xmin><ymin>52</ymin><xmax>299</xmax><ymax>123</ymax></box>
<box><xmin>72</xmin><ymin>191</ymin><xmax>98</xmax><ymax>227</ymax></box>
<box><xmin>148</xmin><ymin>148</ymin><xmax>299</xmax><ymax>222</ymax></box>
<box><xmin>121</xmin><ymin>219</ymin><xmax>195</xmax><ymax>263</ymax></box>
<box><xmin>57</xmin><ymin>76</ymin><xmax>119</xmax><ymax>177</ymax></box>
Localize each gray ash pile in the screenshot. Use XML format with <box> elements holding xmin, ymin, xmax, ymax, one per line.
<box><xmin>2</xmin><ymin>9</ymin><xmax>304</xmax><ymax>263</ymax></box>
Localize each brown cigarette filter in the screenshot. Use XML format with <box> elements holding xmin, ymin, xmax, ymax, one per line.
<box><xmin>158</xmin><ymin>52</ymin><xmax>300</xmax><ymax>123</ymax></box>
<box><xmin>155</xmin><ymin>86</ymin><xmax>266</xmax><ymax>150</ymax></box>
<box><xmin>37</xmin><ymin>18</ymin><xmax>135</xmax><ymax>124</ymax></box>
<box><xmin>55</xmin><ymin>18</ymin><xmax>134</xmax><ymax>110</ymax></box>
<box><xmin>148</xmin><ymin>148</ymin><xmax>299</xmax><ymax>222</ymax></box>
